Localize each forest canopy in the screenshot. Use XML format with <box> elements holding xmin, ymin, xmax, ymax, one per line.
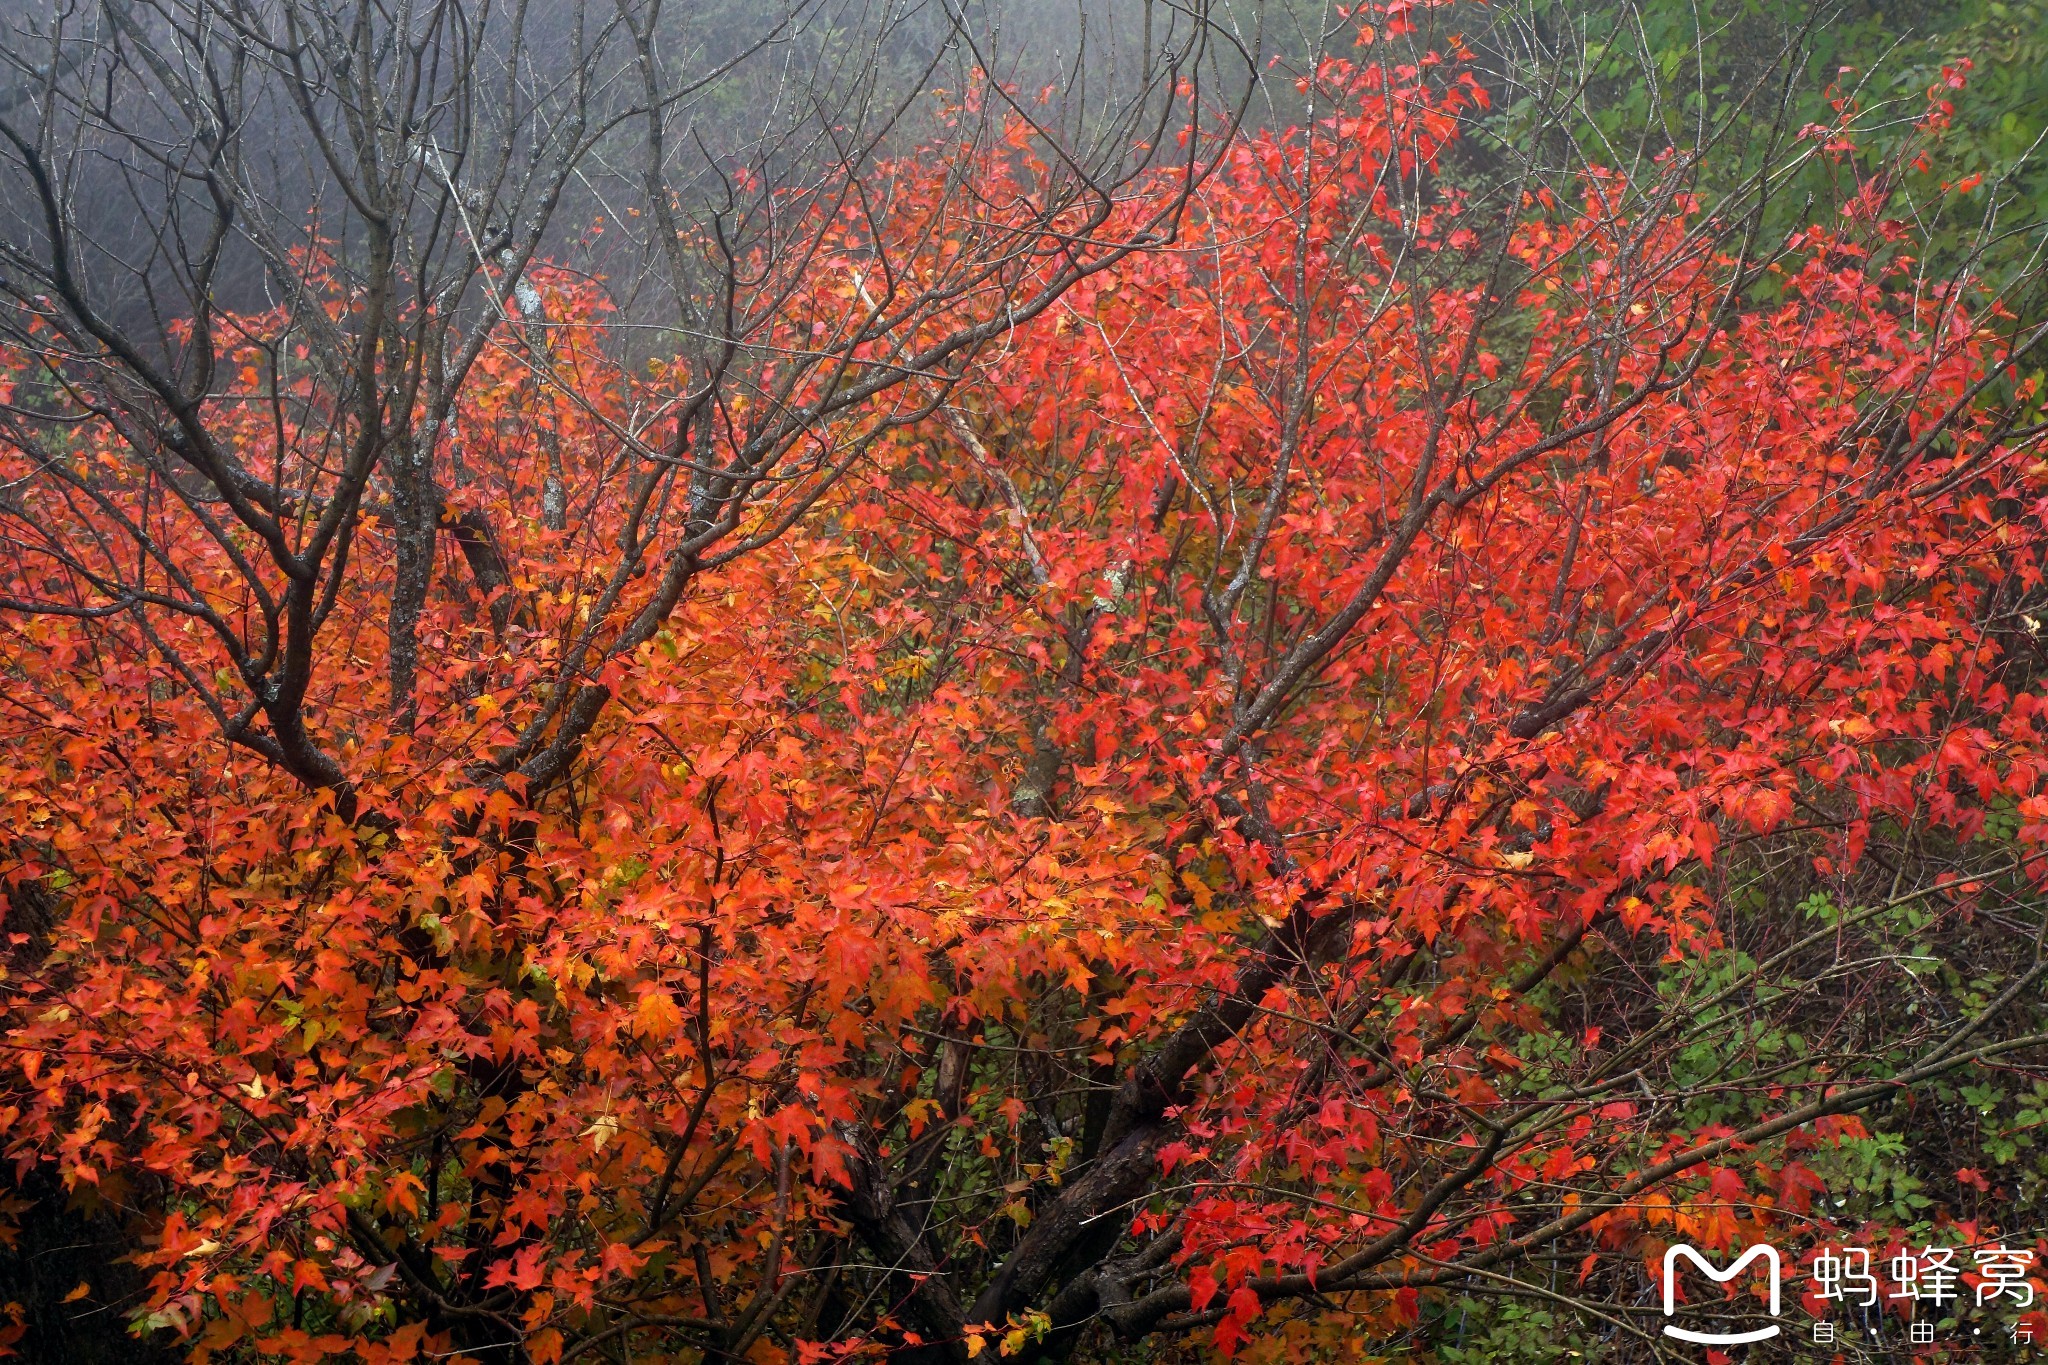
<box><xmin>4</xmin><ymin>0</ymin><xmax>2048</xmax><ymax>1361</ymax></box>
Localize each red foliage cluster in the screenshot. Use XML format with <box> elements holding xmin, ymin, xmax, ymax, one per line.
<box><xmin>4</xmin><ymin>9</ymin><xmax>2047</xmax><ymax>1361</ymax></box>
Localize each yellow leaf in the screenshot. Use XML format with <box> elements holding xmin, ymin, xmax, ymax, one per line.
<box><xmin>633</xmin><ymin>989</ymin><xmax>682</xmax><ymax>1039</ymax></box>
<box><xmin>583</xmin><ymin>1114</ymin><xmax>619</xmax><ymax>1152</ymax></box>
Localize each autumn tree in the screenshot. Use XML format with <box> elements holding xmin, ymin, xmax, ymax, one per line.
<box><xmin>0</xmin><ymin>0</ymin><xmax>1241</xmax><ymax>1355</ymax></box>
<box><xmin>5</xmin><ymin>0</ymin><xmax>2048</xmax><ymax>1362</ymax></box>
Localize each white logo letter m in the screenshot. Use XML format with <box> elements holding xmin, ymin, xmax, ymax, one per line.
<box><xmin>1661</xmin><ymin>1243</ymin><xmax>1782</xmax><ymax>1345</ymax></box>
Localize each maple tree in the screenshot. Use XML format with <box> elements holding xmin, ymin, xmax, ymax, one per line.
<box><xmin>5</xmin><ymin>0</ymin><xmax>2048</xmax><ymax>1361</ymax></box>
